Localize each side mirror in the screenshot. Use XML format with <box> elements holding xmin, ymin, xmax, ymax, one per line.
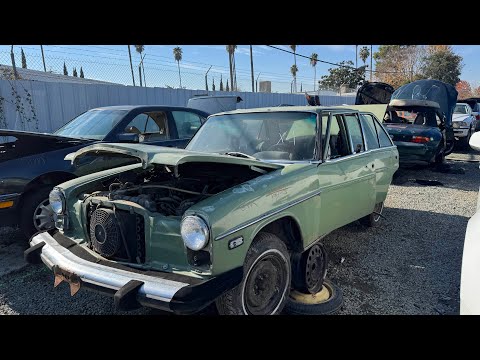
<box><xmin>469</xmin><ymin>132</ymin><xmax>480</xmax><ymax>151</ymax></box>
<box><xmin>117</xmin><ymin>133</ymin><xmax>139</xmax><ymax>143</ymax></box>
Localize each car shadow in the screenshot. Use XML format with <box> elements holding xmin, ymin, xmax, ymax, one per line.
<box><xmin>323</xmin><ymin>206</ymin><xmax>468</xmax><ymax>315</ymax></box>
<box><xmin>392</xmin><ymin>159</ymin><xmax>480</xmax><ymax>193</ymax></box>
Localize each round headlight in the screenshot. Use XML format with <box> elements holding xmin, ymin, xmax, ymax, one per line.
<box><xmin>180</xmin><ymin>216</ymin><xmax>210</xmax><ymax>251</ymax></box>
<box><xmin>49</xmin><ymin>189</ymin><xmax>65</xmax><ymax>215</ymax></box>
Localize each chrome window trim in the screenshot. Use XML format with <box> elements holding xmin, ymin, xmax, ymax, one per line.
<box><xmin>215</xmin><ymin>189</ymin><xmax>322</xmax><ymax>241</ymax></box>
<box><xmin>0</xmin><ymin>193</ymin><xmax>21</xmax><ymax>200</ymax></box>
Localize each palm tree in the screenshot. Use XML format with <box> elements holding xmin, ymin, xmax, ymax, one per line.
<box><xmin>173</xmin><ymin>47</ymin><xmax>183</xmax><ymax>89</ymax></box>
<box><xmin>226</xmin><ymin>45</ymin><xmax>237</xmax><ymax>91</ymax></box>
<box><xmin>135</xmin><ymin>45</ymin><xmax>145</xmax><ymax>87</ymax></box>
<box><xmin>310</xmin><ymin>53</ymin><xmax>318</xmax><ymax>91</ymax></box>
<box><xmin>290</xmin><ymin>64</ymin><xmax>298</xmax><ymax>93</ymax></box>
<box><xmin>359</xmin><ymin>46</ymin><xmax>370</xmax><ymax>80</ymax></box>
<box><xmin>290</xmin><ymin>45</ymin><xmax>297</xmax><ymax>92</ymax></box>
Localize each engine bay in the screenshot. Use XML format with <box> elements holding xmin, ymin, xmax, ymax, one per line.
<box><xmin>84</xmin><ymin>162</ymin><xmax>272</xmax><ymax>217</ymax></box>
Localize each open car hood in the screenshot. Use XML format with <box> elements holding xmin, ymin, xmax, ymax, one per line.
<box><xmin>355</xmin><ymin>82</ymin><xmax>395</xmax><ymax>105</ymax></box>
<box><xmin>65</xmin><ymin>143</ymin><xmax>284</xmax><ymax>171</ymax></box>
<box><xmin>390</xmin><ymin>80</ymin><xmax>458</xmax><ymax>126</ymax></box>
<box><xmin>0</xmin><ymin>129</ymin><xmax>93</xmax><ymax>163</ymax></box>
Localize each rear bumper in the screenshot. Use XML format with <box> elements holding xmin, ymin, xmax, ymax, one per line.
<box><xmin>393</xmin><ymin>141</ymin><xmax>436</xmax><ymax>164</ymax></box>
<box><xmin>0</xmin><ymin>193</ymin><xmax>21</xmax><ymax>227</ymax></box>
<box><xmin>25</xmin><ymin>231</ymin><xmax>242</xmax><ymax>314</ymax></box>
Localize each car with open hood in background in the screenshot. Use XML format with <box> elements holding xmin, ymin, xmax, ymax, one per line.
<box><xmin>25</xmin><ymin>105</ymin><xmax>399</xmax><ymax>315</ymax></box>
<box><xmin>452</xmin><ymin>102</ymin><xmax>478</xmax><ymax>147</ymax></box>
<box><xmin>0</xmin><ymin>105</ymin><xmax>209</xmax><ymax>238</ymax></box>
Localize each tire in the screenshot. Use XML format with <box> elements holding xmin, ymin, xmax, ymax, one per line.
<box><xmin>291</xmin><ymin>243</ymin><xmax>328</xmax><ymax>294</ymax></box>
<box><xmin>459</xmin><ymin>129</ymin><xmax>472</xmax><ymax>150</ymax></box>
<box><xmin>20</xmin><ymin>186</ymin><xmax>55</xmax><ymax>239</ymax></box>
<box><xmin>359</xmin><ymin>202</ymin><xmax>384</xmax><ymax>227</ymax></box>
<box><xmin>215</xmin><ymin>232</ymin><xmax>291</xmax><ymax>315</ymax></box>
<box><xmin>434</xmin><ymin>150</ymin><xmax>445</xmax><ymax>165</ymax></box>
<box><xmin>284</xmin><ymin>278</ymin><xmax>343</xmax><ymax>315</ymax></box>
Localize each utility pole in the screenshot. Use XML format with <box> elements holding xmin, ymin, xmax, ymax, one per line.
<box><xmin>141</xmin><ymin>54</ymin><xmax>146</xmax><ymax>87</ymax></box>
<box><xmin>370</xmin><ymin>45</ymin><xmax>373</xmax><ymax>82</ymax></box>
<box><xmin>250</xmin><ymin>45</ymin><xmax>255</xmax><ymax>92</ymax></box>
<box><xmin>355</xmin><ymin>45</ymin><xmax>358</xmax><ymax>69</ymax></box>
<box><xmin>128</xmin><ymin>45</ymin><xmax>136</xmax><ymax>86</ymax></box>
<box><xmin>205</xmin><ymin>65</ymin><xmax>212</xmax><ymax>92</ymax></box>
<box><xmin>40</xmin><ymin>45</ymin><xmax>47</xmax><ymax>72</ymax></box>
<box><xmin>256</xmin><ymin>72</ymin><xmax>261</xmax><ymax>92</ymax></box>
<box><xmin>10</xmin><ymin>46</ymin><xmax>18</xmax><ymax>79</ymax></box>
<box><xmin>138</xmin><ymin>64</ymin><xmax>143</xmax><ymax>87</ymax></box>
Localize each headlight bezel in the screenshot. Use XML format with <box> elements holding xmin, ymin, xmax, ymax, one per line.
<box><xmin>49</xmin><ymin>188</ymin><xmax>65</xmax><ymax>215</ymax></box>
<box><xmin>180</xmin><ymin>215</ymin><xmax>210</xmax><ymax>251</ymax></box>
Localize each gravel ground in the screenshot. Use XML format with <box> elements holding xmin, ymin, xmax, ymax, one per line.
<box><xmin>0</xmin><ymin>149</ymin><xmax>478</xmax><ymax>315</ymax></box>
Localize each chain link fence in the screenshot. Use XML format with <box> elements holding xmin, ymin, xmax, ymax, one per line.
<box><xmin>0</xmin><ymin>47</ymin><xmax>357</xmax><ymax>96</ymax></box>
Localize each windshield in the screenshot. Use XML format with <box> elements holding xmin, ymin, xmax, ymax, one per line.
<box><xmin>54</xmin><ymin>109</ymin><xmax>128</xmax><ymax>140</ymax></box>
<box><xmin>384</xmin><ymin>109</ymin><xmax>440</xmax><ymax>127</ymax></box>
<box><xmin>186</xmin><ymin>112</ymin><xmax>317</xmax><ymax>161</ymax></box>
<box><xmin>454</xmin><ymin>105</ymin><xmax>468</xmax><ymax>114</ymax></box>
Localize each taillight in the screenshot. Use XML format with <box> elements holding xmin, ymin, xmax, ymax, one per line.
<box><xmin>411</xmin><ymin>136</ymin><xmax>431</xmax><ymax>143</ymax></box>
<box><xmin>476</xmin><ymin>114</ymin><xmax>480</xmax><ymax>121</ymax></box>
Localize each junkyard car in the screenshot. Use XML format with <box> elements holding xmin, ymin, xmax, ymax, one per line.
<box><xmin>383</xmin><ymin>79</ymin><xmax>457</xmax><ymax>165</ymax></box>
<box><xmin>25</xmin><ymin>106</ymin><xmax>399</xmax><ymax>315</ymax></box>
<box><xmin>0</xmin><ymin>105</ymin><xmax>209</xmax><ymax>237</ymax></box>
<box><xmin>460</xmin><ymin>131</ymin><xmax>480</xmax><ymax>314</ymax></box>
<box><xmin>452</xmin><ymin>102</ymin><xmax>478</xmax><ymax>147</ymax></box>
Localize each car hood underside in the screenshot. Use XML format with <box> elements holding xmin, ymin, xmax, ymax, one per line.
<box><xmin>65</xmin><ymin>143</ymin><xmax>284</xmax><ymax>172</ymax></box>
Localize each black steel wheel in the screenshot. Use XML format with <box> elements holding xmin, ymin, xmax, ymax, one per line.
<box><xmin>292</xmin><ymin>243</ymin><xmax>328</xmax><ymax>294</ymax></box>
<box><xmin>216</xmin><ymin>232</ymin><xmax>291</xmax><ymax>315</ymax></box>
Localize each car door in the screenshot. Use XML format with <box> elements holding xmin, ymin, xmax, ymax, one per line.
<box><xmin>360</xmin><ymin>112</ymin><xmax>397</xmax><ymax>204</ymax></box>
<box><xmin>169</xmin><ymin>110</ymin><xmax>206</xmax><ymax>148</ymax></box>
<box><xmin>317</xmin><ymin>112</ymin><xmax>375</xmax><ymax>236</ymax></box>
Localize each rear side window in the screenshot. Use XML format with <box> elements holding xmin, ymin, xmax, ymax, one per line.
<box><xmin>172</xmin><ymin>111</ymin><xmax>203</xmax><ymax>139</ymax></box>
<box><xmin>374</xmin><ymin>119</ymin><xmax>394</xmax><ymax>147</ymax></box>
<box><xmin>344</xmin><ymin>114</ymin><xmax>364</xmax><ymax>153</ymax></box>
<box><xmin>359</xmin><ymin>114</ymin><xmax>380</xmax><ymax>150</ymax></box>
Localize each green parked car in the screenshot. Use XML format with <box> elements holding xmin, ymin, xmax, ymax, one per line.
<box><xmin>25</xmin><ymin>106</ymin><xmax>399</xmax><ymax>315</ymax></box>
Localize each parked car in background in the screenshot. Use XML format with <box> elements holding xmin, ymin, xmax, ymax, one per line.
<box><xmin>382</xmin><ymin>79</ymin><xmax>457</xmax><ymax>165</ymax></box>
<box><xmin>460</xmin><ymin>131</ymin><xmax>480</xmax><ymax>315</ymax></box>
<box><xmin>25</xmin><ymin>106</ymin><xmax>399</xmax><ymax>315</ymax></box>
<box><xmin>459</xmin><ymin>97</ymin><xmax>480</xmax><ymax>131</ymax></box>
<box><xmin>452</xmin><ymin>102</ymin><xmax>478</xmax><ymax>147</ymax></box>
<box><xmin>0</xmin><ymin>105</ymin><xmax>209</xmax><ymax>237</ymax></box>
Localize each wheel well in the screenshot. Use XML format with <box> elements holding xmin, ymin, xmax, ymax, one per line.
<box><xmin>23</xmin><ymin>171</ymin><xmax>76</xmax><ymax>195</ymax></box>
<box><xmin>258</xmin><ymin>217</ymin><xmax>303</xmax><ymax>253</ymax></box>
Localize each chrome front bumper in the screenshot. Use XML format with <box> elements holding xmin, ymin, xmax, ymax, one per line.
<box><xmin>29</xmin><ymin>232</ymin><xmax>189</xmax><ymax>303</ymax></box>
<box><xmin>26</xmin><ymin>231</ymin><xmax>243</xmax><ymax>314</ymax></box>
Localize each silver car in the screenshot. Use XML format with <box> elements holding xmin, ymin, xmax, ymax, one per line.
<box><xmin>452</xmin><ymin>103</ymin><xmax>478</xmax><ymax>147</ymax></box>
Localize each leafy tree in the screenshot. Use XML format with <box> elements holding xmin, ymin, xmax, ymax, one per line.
<box><xmin>310</xmin><ymin>53</ymin><xmax>318</xmax><ymax>91</ymax></box>
<box><xmin>422</xmin><ymin>48</ymin><xmax>462</xmax><ymax>86</ymax></box>
<box><xmin>319</xmin><ymin>60</ymin><xmax>366</xmax><ymax>89</ymax></box>
<box><xmin>63</xmin><ymin>62</ymin><xmax>68</xmax><ymax>76</ymax></box>
<box><xmin>226</xmin><ymin>79</ymin><xmax>229</xmax><ymax>92</ymax></box>
<box><xmin>21</xmin><ymin>48</ymin><xmax>27</xmax><ymax>69</ymax></box>
<box><xmin>173</xmin><ymin>47</ymin><xmax>183</xmax><ymax>88</ymax></box>
<box><xmin>73</xmin><ymin>67</ymin><xmax>78</xmax><ymax>77</ymax></box>
<box><xmin>220</xmin><ymin>75</ymin><xmax>224</xmax><ymax>91</ymax></box>
<box><xmin>373</xmin><ymin>45</ymin><xmax>426</xmax><ymax>88</ymax></box>
<box><xmin>212</xmin><ymin>77</ymin><xmax>216</xmax><ymax>91</ymax></box>
<box><xmin>80</xmin><ymin>67</ymin><xmax>84</xmax><ymax>78</ymax></box>
<box><xmin>474</xmin><ymin>86</ymin><xmax>480</xmax><ymax>97</ymax></box>
<box><xmin>456</xmin><ymin>80</ymin><xmax>472</xmax><ymax>99</ymax></box>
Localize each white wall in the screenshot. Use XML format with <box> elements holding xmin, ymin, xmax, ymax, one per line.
<box><xmin>0</xmin><ymin>80</ymin><xmax>355</xmax><ymax>133</ymax></box>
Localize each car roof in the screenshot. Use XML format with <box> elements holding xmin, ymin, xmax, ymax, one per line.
<box><xmin>456</xmin><ymin>102</ymin><xmax>469</xmax><ymax>106</ymax></box>
<box><xmin>90</xmin><ymin>105</ymin><xmax>206</xmax><ymax>112</ymax></box>
<box><xmin>211</xmin><ymin>106</ymin><xmax>360</xmax><ymax>116</ymax></box>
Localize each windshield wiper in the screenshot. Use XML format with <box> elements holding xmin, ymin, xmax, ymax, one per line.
<box><xmin>223</xmin><ymin>151</ymin><xmax>258</xmax><ymax>160</ymax></box>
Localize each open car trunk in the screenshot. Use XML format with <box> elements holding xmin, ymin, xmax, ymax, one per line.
<box><xmin>355</xmin><ymin>82</ymin><xmax>395</xmax><ymax>105</ymax></box>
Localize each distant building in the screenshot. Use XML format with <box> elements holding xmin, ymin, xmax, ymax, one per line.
<box><xmin>259</xmin><ymin>81</ymin><xmax>272</xmax><ymax>93</ymax></box>
<box><xmin>0</xmin><ymin>65</ymin><xmax>117</xmax><ymax>85</ymax></box>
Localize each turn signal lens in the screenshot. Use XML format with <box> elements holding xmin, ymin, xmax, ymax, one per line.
<box><xmin>0</xmin><ymin>200</ymin><xmax>14</xmax><ymax>209</ymax></box>
<box><xmin>411</xmin><ymin>136</ymin><xmax>431</xmax><ymax>143</ymax></box>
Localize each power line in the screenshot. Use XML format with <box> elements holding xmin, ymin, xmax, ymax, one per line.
<box><xmin>266</xmin><ymin>45</ymin><xmax>405</xmax><ymax>74</ymax></box>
